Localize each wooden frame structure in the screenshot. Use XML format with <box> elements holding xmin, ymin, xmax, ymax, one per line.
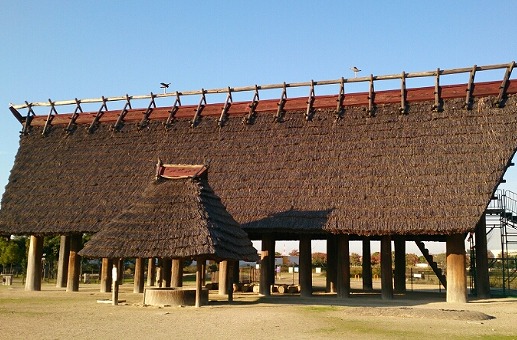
<box><xmin>2</xmin><ymin>61</ymin><xmax>517</xmax><ymax>305</ymax></box>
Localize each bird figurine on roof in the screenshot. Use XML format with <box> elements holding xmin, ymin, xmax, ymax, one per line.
<box><xmin>160</xmin><ymin>82</ymin><xmax>171</xmax><ymax>94</ymax></box>
<box><xmin>350</xmin><ymin>67</ymin><xmax>361</xmax><ymax>78</ymax></box>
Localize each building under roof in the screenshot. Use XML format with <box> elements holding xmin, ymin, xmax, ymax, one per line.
<box><xmin>1</xmin><ymin>62</ymin><xmax>516</xmax><ymax>303</ymax></box>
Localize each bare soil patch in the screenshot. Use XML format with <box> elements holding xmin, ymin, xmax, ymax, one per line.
<box><xmin>1</xmin><ymin>280</ymin><xmax>516</xmax><ymax>339</ymax></box>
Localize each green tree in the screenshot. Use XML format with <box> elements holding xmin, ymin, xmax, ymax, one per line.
<box><xmin>406</xmin><ymin>253</ymin><xmax>420</xmax><ymax>267</ymax></box>
<box><xmin>0</xmin><ymin>238</ymin><xmax>23</xmax><ymax>274</ymax></box>
<box><xmin>289</xmin><ymin>249</ymin><xmax>299</xmax><ymax>256</ymax></box>
<box><xmin>350</xmin><ymin>252</ymin><xmax>362</xmax><ymax>266</ymax></box>
<box><xmin>311</xmin><ymin>252</ymin><xmax>326</xmax><ymax>268</ymax></box>
<box><xmin>371</xmin><ymin>252</ymin><xmax>380</xmax><ymax>266</ymax></box>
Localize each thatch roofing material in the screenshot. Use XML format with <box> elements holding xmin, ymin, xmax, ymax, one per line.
<box><xmin>79</xmin><ymin>167</ymin><xmax>258</xmax><ymax>261</ymax></box>
<box><xmin>1</xmin><ymin>95</ymin><xmax>517</xmax><ymax>237</ymax></box>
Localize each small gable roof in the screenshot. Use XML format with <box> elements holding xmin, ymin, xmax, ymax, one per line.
<box><xmin>79</xmin><ymin>163</ymin><xmax>258</xmax><ymax>261</ymax></box>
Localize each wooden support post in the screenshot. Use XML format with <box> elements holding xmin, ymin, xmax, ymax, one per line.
<box><xmin>201</xmin><ymin>261</ymin><xmax>206</xmax><ymax>286</ymax></box>
<box><xmin>446</xmin><ymin>234</ymin><xmax>467</xmax><ymax>303</ymax></box>
<box><xmin>133</xmin><ymin>258</ymin><xmax>144</xmax><ymax>293</ymax></box>
<box><xmin>394</xmin><ymin>238</ymin><xmax>406</xmax><ymax>294</ymax></box>
<box><xmin>233</xmin><ymin>261</ymin><xmax>240</xmax><ymax>285</ymax></box>
<box><xmin>227</xmin><ymin>260</ymin><xmax>236</xmax><ymax>303</ymax></box>
<box><xmin>116</xmin><ymin>258</ymin><xmax>123</xmax><ymax>285</ymax></box>
<box><xmin>171</xmin><ymin>259</ymin><xmax>183</xmax><ymax>288</ymax></box>
<box><xmin>100</xmin><ymin>258</ymin><xmax>112</xmax><ymax>293</ymax></box>
<box><xmin>162</xmin><ymin>258</ymin><xmax>172</xmax><ymax>288</ymax></box>
<box><xmin>326</xmin><ymin>236</ymin><xmax>337</xmax><ymax>293</ymax></box>
<box><xmin>56</xmin><ymin>235</ymin><xmax>70</xmax><ymax>288</ymax></box>
<box><xmin>218</xmin><ymin>260</ymin><xmax>228</xmax><ymax>295</ymax></box>
<box><xmin>299</xmin><ymin>236</ymin><xmax>312</xmax><ymax>297</ymax></box>
<box><xmin>147</xmin><ymin>258</ymin><xmax>156</xmax><ymax>286</ymax></box>
<box><xmin>336</xmin><ymin>235</ymin><xmax>350</xmax><ymax>298</ymax></box>
<box><xmin>475</xmin><ymin>215</ymin><xmax>490</xmax><ymax>298</ymax></box>
<box><xmin>259</xmin><ymin>235</ymin><xmax>274</xmax><ymax>296</ymax></box>
<box><xmin>380</xmin><ymin>236</ymin><xmax>394</xmax><ymax>300</ymax></box>
<box><xmin>195</xmin><ymin>259</ymin><xmax>204</xmax><ymax>308</ymax></box>
<box><xmin>362</xmin><ymin>238</ymin><xmax>373</xmax><ymax>291</ymax></box>
<box><xmin>66</xmin><ymin>234</ymin><xmax>82</xmax><ymax>292</ymax></box>
<box><xmin>25</xmin><ymin>235</ymin><xmax>43</xmax><ymax>291</ymax></box>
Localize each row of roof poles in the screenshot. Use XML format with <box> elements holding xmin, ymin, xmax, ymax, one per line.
<box><xmin>8</xmin><ymin>62</ymin><xmax>516</xmax><ymax>128</ymax></box>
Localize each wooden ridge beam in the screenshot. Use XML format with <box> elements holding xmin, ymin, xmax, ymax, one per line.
<box><xmin>25</xmin><ymin>80</ymin><xmax>517</xmax><ymax>127</ymax></box>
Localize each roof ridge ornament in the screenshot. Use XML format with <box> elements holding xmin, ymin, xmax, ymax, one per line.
<box><xmin>367</xmin><ymin>74</ymin><xmax>376</xmax><ymax>117</ymax></box>
<box><xmin>464</xmin><ymin>65</ymin><xmax>477</xmax><ymax>110</ymax></box>
<box><xmin>42</xmin><ymin>99</ymin><xmax>58</xmax><ymax>136</ymax></box>
<box><xmin>432</xmin><ymin>68</ymin><xmax>443</xmax><ymax>112</ymax></box>
<box><xmin>138</xmin><ymin>92</ymin><xmax>156</xmax><ymax>129</ymax></box>
<box><xmin>155</xmin><ymin>159</ymin><xmax>208</xmax><ymax>180</ymax></box>
<box><xmin>274</xmin><ymin>82</ymin><xmax>287</xmax><ymax>122</ymax></box>
<box><xmin>113</xmin><ymin>94</ymin><xmax>132</xmax><ymax>131</ymax></box>
<box><xmin>335</xmin><ymin>77</ymin><xmax>345</xmax><ymax>120</ymax></box>
<box><xmin>305</xmin><ymin>80</ymin><xmax>315</xmax><ymax>121</ymax></box>
<box><xmin>87</xmin><ymin>96</ymin><xmax>108</xmax><ymax>133</ymax></box>
<box><xmin>165</xmin><ymin>91</ymin><xmax>181</xmax><ymax>129</ymax></box>
<box><xmin>191</xmin><ymin>89</ymin><xmax>206</xmax><ymax>128</ymax></box>
<box><xmin>496</xmin><ymin>61</ymin><xmax>515</xmax><ymax>108</ymax></box>
<box><xmin>243</xmin><ymin>85</ymin><xmax>259</xmax><ymax>125</ymax></box>
<box><xmin>65</xmin><ymin>98</ymin><xmax>83</xmax><ymax>134</ymax></box>
<box><xmin>218</xmin><ymin>87</ymin><xmax>233</xmax><ymax>127</ymax></box>
<box><xmin>400</xmin><ymin>72</ymin><xmax>407</xmax><ymax>114</ymax></box>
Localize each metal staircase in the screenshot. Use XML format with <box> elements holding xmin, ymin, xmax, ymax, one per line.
<box><xmin>415</xmin><ymin>240</ymin><xmax>447</xmax><ymax>288</ymax></box>
<box><xmin>485</xmin><ymin>189</ymin><xmax>517</xmax><ymax>294</ymax></box>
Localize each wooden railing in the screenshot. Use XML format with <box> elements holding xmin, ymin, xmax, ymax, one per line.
<box><xmin>8</xmin><ymin>61</ymin><xmax>516</xmax><ymax>132</ymax></box>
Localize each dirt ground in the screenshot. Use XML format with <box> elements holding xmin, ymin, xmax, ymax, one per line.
<box><xmin>1</xmin><ymin>276</ymin><xmax>516</xmax><ymax>339</ymax></box>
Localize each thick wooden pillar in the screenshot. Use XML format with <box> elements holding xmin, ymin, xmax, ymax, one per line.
<box><xmin>380</xmin><ymin>236</ymin><xmax>393</xmax><ymax>300</ymax></box>
<box><xmin>25</xmin><ymin>235</ymin><xmax>44</xmax><ymax>291</ymax></box>
<box><xmin>100</xmin><ymin>258</ymin><xmax>112</xmax><ymax>293</ymax></box>
<box><xmin>336</xmin><ymin>235</ymin><xmax>350</xmax><ymax>298</ymax></box>
<box><xmin>394</xmin><ymin>238</ymin><xmax>406</xmax><ymax>294</ymax></box>
<box><xmin>362</xmin><ymin>238</ymin><xmax>373</xmax><ymax>291</ymax></box>
<box><xmin>195</xmin><ymin>259</ymin><xmax>204</xmax><ymax>308</ymax></box>
<box><xmin>475</xmin><ymin>216</ymin><xmax>490</xmax><ymax>298</ymax></box>
<box><xmin>227</xmin><ymin>260</ymin><xmax>236</xmax><ymax>302</ymax></box>
<box><xmin>233</xmin><ymin>261</ymin><xmax>240</xmax><ymax>284</ymax></box>
<box><xmin>326</xmin><ymin>236</ymin><xmax>337</xmax><ymax>293</ymax></box>
<box><xmin>56</xmin><ymin>235</ymin><xmax>70</xmax><ymax>288</ymax></box>
<box><xmin>299</xmin><ymin>236</ymin><xmax>312</xmax><ymax>297</ymax></box>
<box><xmin>147</xmin><ymin>258</ymin><xmax>156</xmax><ymax>286</ymax></box>
<box><xmin>133</xmin><ymin>258</ymin><xmax>145</xmax><ymax>293</ymax></box>
<box><xmin>259</xmin><ymin>234</ymin><xmax>275</xmax><ymax>296</ymax></box>
<box><xmin>218</xmin><ymin>260</ymin><xmax>228</xmax><ymax>295</ymax></box>
<box><xmin>116</xmin><ymin>258</ymin><xmax>123</xmax><ymax>285</ymax></box>
<box><xmin>66</xmin><ymin>234</ymin><xmax>82</xmax><ymax>292</ymax></box>
<box><xmin>201</xmin><ymin>261</ymin><xmax>206</xmax><ymax>286</ymax></box>
<box><xmin>446</xmin><ymin>234</ymin><xmax>467</xmax><ymax>303</ymax></box>
<box><xmin>162</xmin><ymin>258</ymin><xmax>172</xmax><ymax>288</ymax></box>
<box><xmin>171</xmin><ymin>259</ymin><xmax>183</xmax><ymax>288</ymax></box>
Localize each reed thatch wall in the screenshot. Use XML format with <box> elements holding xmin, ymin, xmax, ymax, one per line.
<box><xmin>1</xmin><ymin>96</ymin><xmax>517</xmax><ymax>237</ymax></box>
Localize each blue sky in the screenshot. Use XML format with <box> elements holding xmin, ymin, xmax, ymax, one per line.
<box><xmin>1</xmin><ymin>1</ymin><xmax>516</xmax><ymax>253</ymax></box>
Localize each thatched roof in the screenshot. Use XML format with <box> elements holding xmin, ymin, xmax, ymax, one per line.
<box><xmin>79</xmin><ymin>163</ymin><xmax>258</xmax><ymax>261</ymax></box>
<box><xmin>1</xmin><ymin>91</ymin><xmax>517</xmax><ymax>238</ymax></box>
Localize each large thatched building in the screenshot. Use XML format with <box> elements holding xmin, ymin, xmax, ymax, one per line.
<box><xmin>1</xmin><ymin>62</ymin><xmax>516</xmax><ymax>302</ymax></box>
